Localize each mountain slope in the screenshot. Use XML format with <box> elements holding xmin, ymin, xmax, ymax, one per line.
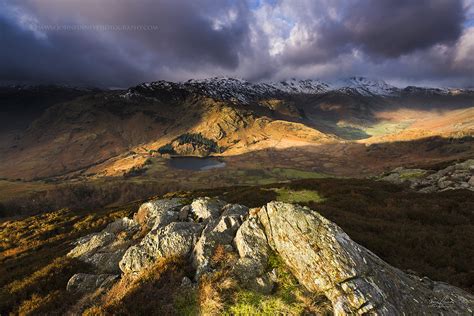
<box><xmin>0</xmin><ymin>89</ymin><xmax>338</xmax><ymax>180</ymax></box>
<box><xmin>0</xmin><ymin>78</ymin><xmax>472</xmax><ymax>181</ymax></box>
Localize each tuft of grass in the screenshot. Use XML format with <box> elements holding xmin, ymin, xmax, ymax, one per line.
<box><xmin>227</xmin><ymin>290</ymin><xmax>304</xmax><ymax>316</ymax></box>
<box><xmin>225</xmin><ymin>252</ymin><xmax>331</xmax><ymax>315</ymax></box>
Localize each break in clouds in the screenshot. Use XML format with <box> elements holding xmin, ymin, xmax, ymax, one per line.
<box><xmin>0</xmin><ymin>0</ymin><xmax>473</xmax><ymax>87</ymax></box>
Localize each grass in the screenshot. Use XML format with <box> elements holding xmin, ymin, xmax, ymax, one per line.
<box><xmin>270</xmin><ymin>168</ymin><xmax>329</xmax><ymax>179</ymax></box>
<box><xmin>268</xmin><ymin>188</ymin><xmax>325</xmax><ymax>203</ymax></box>
<box><xmin>0</xmin><ymin>162</ymin><xmax>333</xmax><ymax>218</ymax></box>
<box><xmin>195</xmin><ymin>246</ymin><xmax>330</xmax><ymax>316</ymax></box>
<box><xmin>364</xmin><ymin>120</ymin><xmax>414</xmax><ymax>136</ymax></box>
<box><xmin>0</xmin><ymin>203</ymin><xmax>137</xmax><ymax>315</ymax></box>
<box><xmin>336</xmin><ymin>119</ymin><xmax>414</xmax><ymax>138</ymax></box>
<box><xmin>83</xmin><ymin>257</ymin><xmax>196</xmax><ymax>315</ymax></box>
<box><xmin>399</xmin><ymin>170</ymin><xmax>428</xmax><ymax>180</ymax></box>
<box><xmin>227</xmin><ymin>291</ymin><xmax>304</xmax><ymax>315</ymax></box>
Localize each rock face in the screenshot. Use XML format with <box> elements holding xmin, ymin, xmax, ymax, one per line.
<box><xmin>67</xmin><ymin>273</ymin><xmax>118</xmax><ymax>294</ymax></box>
<box><xmin>258</xmin><ymin>202</ymin><xmax>474</xmax><ymax>315</ymax></box>
<box><xmin>192</xmin><ymin>204</ymin><xmax>248</xmax><ymax>278</ymax></box>
<box><xmin>381</xmin><ymin>159</ymin><xmax>474</xmax><ymax>192</ymax></box>
<box><xmin>133</xmin><ymin>198</ymin><xmax>185</xmax><ymax>228</ymax></box>
<box><xmin>191</xmin><ymin>197</ymin><xmax>227</xmax><ymax>222</ymax></box>
<box><xmin>233</xmin><ymin>214</ymin><xmax>274</xmax><ymax>293</ymax></box>
<box><xmin>66</xmin><ymin>197</ymin><xmax>474</xmax><ymax>314</ymax></box>
<box><xmin>68</xmin><ymin>217</ymin><xmax>139</xmax><ymax>274</ymax></box>
<box><xmin>119</xmin><ymin>222</ymin><xmax>203</xmax><ymax>274</ymax></box>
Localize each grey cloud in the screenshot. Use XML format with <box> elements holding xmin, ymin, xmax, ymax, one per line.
<box><xmin>0</xmin><ymin>0</ymin><xmax>473</xmax><ymax>87</ymax></box>
<box><xmin>280</xmin><ymin>0</ymin><xmax>465</xmax><ymax>67</ymax></box>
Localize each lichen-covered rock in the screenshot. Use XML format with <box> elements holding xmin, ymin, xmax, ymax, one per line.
<box><xmin>178</xmin><ymin>205</ymin><xmax>192</xmax><ymax>221</ymax></box>
<box><xmin>258</xmin><ymin>202</ymin><xmax>474</xmax><ymax>315</ymax></box>
<box><xmin>234</xmin><ymin>215</ymin><xmax>269</xmax><ymax>265</ymax></box>
<box><xmin>134</xmin><ymin>198</ymin><xmax>185</xmax><ymax>229</ymax></box>
<box><xmin>232</xmin><ymin>213</ymin><xmax>274</xmax><ymax>293</ymax></box>
<box><xmin>83</xmin><ymin>247</ymin><xmax>131</xmax><ymax>274</ymax></box>
<box><xmin>191</xmin><ymin>197</ymin><xmax>226</xmax><ymax>222</ymax></box>
<box><xmin>66</xmin><ymin>273</ymin><xmax>118</xmax><ymax>294</ymax></box>
<box><xmin>120</xmin><ymin>222</ymin><xmax>203</xmax><ymax>274</ymax></box>
<box><xmin>68</xmin><ymin>217</ymin><xmax>139</xmax><ymax>273</ymax></box>
<box><xmin>192</xmin><ymin>204</ymin><xmax>248</xmax><ymax>278</ymax></box>
<box><xmin>68</xmin><ymin>232</ymin><xmax>115</xmax><ymax>258</ymax></box>
<box><xmin>103</xmin><ymin>217</ymin><xmax>138</xmax><ymax>234</ymax></box>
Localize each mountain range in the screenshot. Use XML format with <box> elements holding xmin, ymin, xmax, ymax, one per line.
<box><xmin>124</xmin><ymin>77</ymin><xmax>474</xmax><ymax>102</ymax></box>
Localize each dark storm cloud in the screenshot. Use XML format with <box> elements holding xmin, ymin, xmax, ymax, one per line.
<box><xmin>345</xmin><ymin>0</ymin><xmax>464</xmax><ymax>57</ymax></box>
<box><xmin>0</xmin><ymin>0</ymin><xmax>252</xmax><ymax>86</ymax></box>
<box><xmin>0</xmin><ymin>11</ymin><xmax>146</xmax><ymax>86</ymax></box>
<box><xmin>0</xmin><ymin>0</ymin><xmax>473</xmax><ymax>87</ymax></box>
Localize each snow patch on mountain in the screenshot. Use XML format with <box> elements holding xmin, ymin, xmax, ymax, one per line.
<box><xmin>332</xmin><ymin>77</ymin><xmax>399</xmax><ymax>96</ymax></box>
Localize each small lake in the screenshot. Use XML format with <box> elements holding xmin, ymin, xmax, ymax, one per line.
<box><xmin>167</xmin><ymin>156</ymin><xmax>226</xmax><ymax>171</ymax></box>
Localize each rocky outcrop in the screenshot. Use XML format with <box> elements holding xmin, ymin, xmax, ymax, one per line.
<box><xmin>66</xmin><ymin>197</ymin><xmax>474</xmax><ymax>314</ymax></box>
<box><xmin>258</xmin><ymin>202</ymin><xmax>474</xmax><ymax>315</ymax></box>
<box><xmin>381</xmin><ymin>159</ymin><xmax>474</xmax><ymax>193</ymax></box>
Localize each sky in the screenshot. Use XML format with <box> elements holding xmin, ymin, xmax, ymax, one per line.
<box><xmin>0</xmin><ymin>0</ymin><xmax>473</xmax><ymax>88</ymax></box>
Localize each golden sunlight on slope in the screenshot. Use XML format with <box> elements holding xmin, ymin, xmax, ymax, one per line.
<box><xmin>361</xmin><ymin>107</ymin><xmax>474</xmax><ymax>144</ymax></box>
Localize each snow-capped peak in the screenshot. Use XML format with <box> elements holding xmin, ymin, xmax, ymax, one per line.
<box><xmin>261</xmin><ymin>78</ymin><xmax>330</xmax><ymax>94</ymax></box>
<box><xmin>332</xmin><ymin>77</ymin><xmax>399</xmax><ymax>96</ymax></box>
